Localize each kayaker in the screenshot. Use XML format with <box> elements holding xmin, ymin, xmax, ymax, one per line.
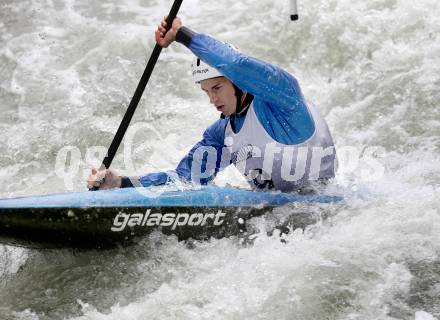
<box><xmin>87</xmin><ymin>17</ymin><xmax>337</xmax><ymax>192</ymax></box>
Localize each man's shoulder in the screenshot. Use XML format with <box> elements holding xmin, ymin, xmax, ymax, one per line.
<box><xmin>203</xmin><ymin>117</ymin><xmax>229</xmax><ymax>141</ymax></box>
<box><xmin>207</xmin><ymin>117</ymin><xmax>229</xmax><ymax>132</ymax></box>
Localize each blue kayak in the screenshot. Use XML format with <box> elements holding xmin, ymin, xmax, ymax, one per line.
<box><xmin>0</xmin><ymin>186</ymin><xmax>343</xmax><ymax>249</ymax></box>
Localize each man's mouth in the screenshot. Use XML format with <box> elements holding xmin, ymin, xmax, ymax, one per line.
<box><xmin>216</xmin><ymin>105</ymin><xmax>224</xmax><ymax>111</ymax></box>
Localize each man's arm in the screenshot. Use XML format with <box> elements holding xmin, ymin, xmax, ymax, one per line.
<box><xmin>125</xmin><ymin>118</ymin><xmax>228</xmax><ymax>188</ymax></box>
<box><xmin>173</xmin><ymin>118</ymin><xmax>228</xmax><ymax>185</ymax></box>
<box><xmin>156</xmin><ymin>18</ymin><xmax>304</xmax><ymax>113</ymax></box>
<box><xmin>176</xmin><ymin>28</ymin><xmax>305</xmax><ymax>114</ymax></box>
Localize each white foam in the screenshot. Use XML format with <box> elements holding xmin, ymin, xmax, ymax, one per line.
<box><xmin>1</xmin><ymin>0</ymin><xmax>439</xmax><ymax>318</ymax></box>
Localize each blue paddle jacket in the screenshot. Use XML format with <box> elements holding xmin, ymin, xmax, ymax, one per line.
<box><xmin>122</xmin><ymin>27</ymin><xmax>332</xmax><ymax>189</ymax></box>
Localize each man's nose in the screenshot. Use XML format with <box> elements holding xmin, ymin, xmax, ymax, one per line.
<box><xmin>208</xmin><ymin>92</ymin><xmax>218</xmax><ymax>104</ymax></box>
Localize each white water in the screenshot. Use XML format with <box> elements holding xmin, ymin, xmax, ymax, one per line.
<box><xmin>1</xmin><ymin>0</ymin><xmax>440</xmax><ymax>319</ymax></box>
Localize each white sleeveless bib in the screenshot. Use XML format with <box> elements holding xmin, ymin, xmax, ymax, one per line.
<box><xmin>224</xmin><ymin>103</ymin><xmax>336</xmax><ymax>191</ymax></box>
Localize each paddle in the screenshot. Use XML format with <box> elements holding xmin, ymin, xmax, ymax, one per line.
<box><xmin>90</xmin><ymin>0</ymin><xmax>183</xmax><ymax>191</ymax></box>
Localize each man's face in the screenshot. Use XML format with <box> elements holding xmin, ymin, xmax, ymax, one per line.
<box><xmin>200</xmin><ymin>77</ymin><xmax>236</xmax><ymax>116</ymax></box>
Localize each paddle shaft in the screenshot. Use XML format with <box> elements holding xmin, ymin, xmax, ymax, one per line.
<box><xmin>91</xmin><ymin>0</ymin><xmax>183</xmax><ymax>190</ymax></box>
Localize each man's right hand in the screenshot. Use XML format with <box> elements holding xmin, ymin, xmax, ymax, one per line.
<box><xmin>155</xmin><ymin>16</ymin><xmax>182</xmax><ymax>48</ymax></box>
<box><xmin>87</xmin><ymin>168</ymin><xmax>122</xmax><ymax>190</ymax></box>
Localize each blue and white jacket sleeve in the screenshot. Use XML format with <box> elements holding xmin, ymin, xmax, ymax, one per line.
<box><xmin>177</xmin><ymin>27</ymin><xmax>304</xmax><ymax>113</ymax></box>
<box><xmin>131</xmin><ymin>118</ymin><xmax>228</xmax><ymax>188</ymax></box>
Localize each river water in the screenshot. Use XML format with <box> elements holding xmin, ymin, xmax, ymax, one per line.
<box><xmin>1</xmin><ymin>0</ymin><xmax>439</xmax><ymax>319</ymax></box>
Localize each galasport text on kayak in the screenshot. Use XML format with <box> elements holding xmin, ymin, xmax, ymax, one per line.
<box><xmin>111</xmin><ymin>209</ymin><xmax>227</xmax><ymax>232</ymax></box>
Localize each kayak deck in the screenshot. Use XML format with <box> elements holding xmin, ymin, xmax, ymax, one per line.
<box><xmin>0</xmin><ymin>186</ymin><xmax>343</xmax><ymax>249</ymax></box>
